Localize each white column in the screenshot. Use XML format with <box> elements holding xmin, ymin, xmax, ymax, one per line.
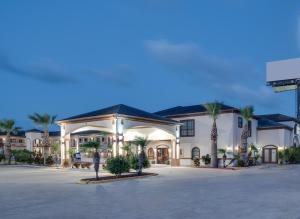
<box><xmin>60</xmin><ymin>125</ymin><xmax>65</xmax><ymax>163</ymax></box>
<box><xmin>65</xmin><ymin>134</ymin><xmax>71</xmax><ymax>160</ymax></box>
<box><xmin>76</xmin><ymin>137</ymin><xmax>79</xmax><ymax>153</ymax></box>
<box><xmin>112</xmin><ymin>117</ymin><xmax>124</xmax><ymax>157</ymax></box>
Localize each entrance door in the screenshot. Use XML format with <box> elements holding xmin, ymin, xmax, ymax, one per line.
<box><xmin>157</xmin><ymin>148</ymin><xmax>169</xmax><ymax>164</ymax></box>
<box><xmin>263</xmin><ymin>146</ymin><xmax>277</xmax><ymax>163</ymax></box>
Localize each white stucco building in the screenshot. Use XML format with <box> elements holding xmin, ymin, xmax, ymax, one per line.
<box><xmin>55</xmin><ymin>103</ymin><xmax>300</xmax><ymax>166</ymax></box>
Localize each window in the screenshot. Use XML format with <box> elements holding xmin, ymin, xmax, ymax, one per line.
<box><xmin>248</xmin><ymin>120</ymin><xmax>252</xmax><ymax>137</ymax></box>
<box><xmin>148</xmin><ymin>148</ymin><xmax>154</xmax><ymax>159</ymax></box>
<box><xmin>180</xmin><ymin>119</ymin><xmax>195</xmax><ymax>137</ymax></box>
<box><xmin>238</xmin><ymin>117</ymin><xmax>243</xmax><ymax>128</ymax></box>
<box><xmin>19</xmin><ymin>139</ymin><xmax>23</xmax><ymax>143</ymax></box>
<box><xmin>294</xmin><ymin>124</ymin><xmax>298</xmax><ymax>135</ymax></box>
<box><xmin>191</xmin><ymin>147</ymin><xmax>200</xmax><ymax>160</ymax></box>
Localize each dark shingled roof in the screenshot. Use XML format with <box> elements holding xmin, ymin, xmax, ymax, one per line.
<box><xmin>256</xmin><ymin>113</ymin><xmax>300</xmax><ymax>123</ymax></box>
<box><xmin>0</xmin><ymin>131</ymin><xmax>26</xmax><ymax>137</ymax></box>
<box><xmin>155</xmin><ymin>103</ymin><xmax>238</xmax><ymax>117</ymax></box>
<box><xmin>59</xmin><ymin>104</ymin><xmax>179</xmax><ymax>124</ymax></box>
<box><xmin>256</xmin><ymin>117</ymin><xmax>292</xmax><ymax>130</ymax></box>
<box><xmin>49</xmin><ymin>131</ymin><xmax>60</xmax><ymax>137</ymax></box>
<box><xmin>71</xmin><ymin>130</ymin><xmax>109</xmax><ymax>136</ymax></box>
<box><xmin>26</xmin><ymin>129</ymin><xmax>43</xmax><ymax>133</ymax></box>
<box><xmin>26</xmin><ymin>129</ymin><xmax>61</xmax><ymax>137</ymax></box>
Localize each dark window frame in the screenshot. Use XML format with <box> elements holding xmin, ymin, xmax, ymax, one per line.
<box><xmin>180</xmin><ymin>119</ymin><xmax>195</xmax><ymax>137</ymax></box>
<box><xmin>191</xmin><ymin>147</ymin><xmax>200</xmax><ymax>160</ymax></box>
<box><xmin>238</xmin><ymin>117</ymin><xmax>243</xmax><ymax>128</ymax></box>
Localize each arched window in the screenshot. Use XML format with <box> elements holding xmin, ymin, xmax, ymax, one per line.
<box><xmin>148</xmin><ymin>148</ymin><xmax>154</xmax><ymax>159</ymax></box>
<box><xmin>191</xmin><ymin>147</ymin><xmax>200</xmax><ymax>160</ymax></box>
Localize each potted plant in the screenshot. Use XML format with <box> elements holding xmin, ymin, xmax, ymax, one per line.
<box><xmin>201</xmin><ymin>154</ymin><xmax>211</xmax><ymax>166</ymax></box>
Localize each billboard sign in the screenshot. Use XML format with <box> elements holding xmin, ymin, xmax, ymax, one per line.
<box><xmin>267</xmin><ymin>58</ymin><xmax>300</xmax><ymax>84</ymax></box>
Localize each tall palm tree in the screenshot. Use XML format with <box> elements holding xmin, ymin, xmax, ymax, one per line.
<box><xmin>240</xmin><ymin>106</ymin><xmax>254</xmax><ymax>164</ymax></box>
<box><xmin>133</xmin><ymin>136</ymin><xmax>151</xmax><ymax>175</ymax></box>
<box><xmin>0</xmin><ymin>119</ymin><xmax>22</xmax><ymax>164</ymax></box>
<box><xmin>28</xmin><ymin>113</ymin><xmax>57</xmax><ymax>165</ymax></box>
<box><xmin>205</xmin><ymin>101</ymin><xmax>222</xmax><ymax>168</ymax></box>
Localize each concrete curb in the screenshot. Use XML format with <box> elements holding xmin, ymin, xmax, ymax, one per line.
<box><xmin>78</xmin><ymin>173</ymin><xmax>158</xmax><ymax>184</ymax></box>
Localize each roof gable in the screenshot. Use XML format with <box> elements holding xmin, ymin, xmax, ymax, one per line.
<box><xmin>59</xmin><ymin>104</ymin><xmax>179</xmax><ymax>124</ymax></box>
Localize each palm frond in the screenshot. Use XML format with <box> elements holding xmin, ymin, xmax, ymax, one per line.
<box><xmin>133</xmin><ymin>136</ymin><xmax>151</xmax><ymax>148</ymax></box>
<box><xmin>204</xmin><ymin>101</ymin><xmax>222</xmax><ymax>121</ymax></box>
<box><xmin>240</xmin><ymin>106</ymin><xmax>254</xmax><ymax>121</ymax></box>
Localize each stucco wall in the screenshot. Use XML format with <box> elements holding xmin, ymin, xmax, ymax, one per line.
<box><xmin>257</xmin><ymin>128</ymin><xmax>292</xmax><ymax>148</ymax></box>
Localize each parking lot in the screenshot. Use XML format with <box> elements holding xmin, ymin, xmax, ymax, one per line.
<box><xmin>1</xmin><ymin>165</ymin><xmax>300</xmax><ymax>219</ymax></box>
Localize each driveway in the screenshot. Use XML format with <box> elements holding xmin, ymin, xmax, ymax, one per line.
<box><xmin>0</xmin><ymin>165</ymin><xmax>300</xmax><ymax>219</ymax></box>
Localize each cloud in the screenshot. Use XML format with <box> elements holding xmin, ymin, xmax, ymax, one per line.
<box><xmin>0</xmin><ymin>52</ymin><xmax>134</xmax><ymax>86</ymax></box>
<box><xmin>0</xmin><ymin>54</ymin><xmax>77</xmax><ymax>84</ymax></box>
<box><xmin>144</xmin><ymin>39</ymin><xmax>277</xmax><ymax>109</ymax></box>
<box><xmin>85</xmin><ymin>64</ymin><xmax>135</xmax><ymax>86</ymax></box>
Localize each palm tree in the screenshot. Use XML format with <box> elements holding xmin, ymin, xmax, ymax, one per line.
<box><xmin>0</xmin><ymin>119</ymin><xmax>22</xmax><ymax>164</ymax></box>
<box><xmin>28</xmin><ymin>113</ymin><xmax>57</xmax><ymax>165</ymax></box>
<box><xmin>123</xmin><ymin>142</ymin><xmax>132</xmax><ymax>158</ymax></box>
<box><xmin>81</xmin><ymin>140</ymin><xmax>101</xmax><ymax>179</ymax></box>
<box><xmin>240</xmin><ymin>106</ymin><xmax>254</xmax><ymax>164</ymax></box>
<box><xmin>133</xmin><ymin>136</ymin><xmax>151</xmax><ymax>175</ymax></box>
<box><xmin>205</xmin><ymin>101</ymin><xmax>222</xmax><ymax>168</ymax></box>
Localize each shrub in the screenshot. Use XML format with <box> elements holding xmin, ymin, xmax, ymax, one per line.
<box><xmin>284</xmin><ymin>148</ymin><xmax>300</xmax><ymax>164</ymax></box>
<box><xmin>129</xmin><ymin>154</ymin><xmax>150</xmax><ymax>171</ymax></box>
<box><xmin>73</xmin><ymin>162</ymin><xmax>80</xmax><ymax>169</ymax></box>
<box><xmin>237</xmin><ymin>159</ymin><xmax>245</xmax><ymax>167</ymax></box>
<box><xmin>193</xmin><ymin>158</ymin><xmax>200</xmax><ymax>167</ymax></box>
<box><xmin>46</xmin><ymin>156</ymin><xmax>55</xmax><ymax>166</ymax></box>
<box><xmin>62</xmin><ymin>159</ymin><xmax>70</xmax><ymax>168</ymax></box>
<box><xmin>34</xmin><ymin>152</ymin><xmax>44</xmax><ymax>165</ymax></box>
<box><xmin>11</xmin><ymin>149</ymin><xmax>33</xmax><ymax>163</ymax></box>
<box><xmin>0</xmin><ymin>153</ymin><xmax>5</xmax><ymax>162</ymax></box>
<box><xmin>201</xmin><ymin>154</ymin><xmax>211</xmax><ymax>165</ymax></box>
<box><xmin>106</xmin><ymin>156</ymin><xmax>130</xmax><ymax>176</ymax></box>
<box><xmin>81</xmin><ymin>162</ymin><xmax>92</xmax><ymax>169</ymax></box>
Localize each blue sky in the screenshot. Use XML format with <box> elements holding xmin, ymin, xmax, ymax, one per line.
<box><xmin>0</xmin><ymin>0</ymin><xmax>300</xmax><ymax>130</ymax></box>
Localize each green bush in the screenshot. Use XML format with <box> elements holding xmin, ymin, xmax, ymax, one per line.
<box><xmin>284</xmin><ymin>148</ymin><xmax>300</xmax><ymax>164</ymax></box>
<box><xmin>46</xmin><ymin>155</ymin><xmax>55</xmax><ymax>166</ymax></box>
<box><xmin>201</xmin><ymin>154</ymin><xmax>211</xmax><ymax>165</ymax></box>
<box><xmin>11</xmin><ymin>149</ymin><xmax>33</xmax><ymax>163</ymax></box>
<box><xmin>106</xmin><ymin>156</ymin><xmax>130</xmax><ymax>176</ymax></box>
<box><xmin>0</xmin><ymin>153</ymin><xmax>5</xmax><ymax>162</ymax></box>
<box><xmin>34</xmin><ymin>152</ymin><xmax>44</xmax><ymax>165</ymax></box>
<box><xmin>129</xmin><ymin>154</ymin><xmax>150</xmax><ymax>171</ymax></box>
<box><xmin>193</xmin><ymin>158</ymin><xmax>200</xmax><ymax>167</ymax></box>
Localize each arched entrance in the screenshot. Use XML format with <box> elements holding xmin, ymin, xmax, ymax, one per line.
<box><xmin>262</xmin><ymin>145</ymin><xmax>278</xmax><ymax>163</ymax></box>
<box><xmin>191</xmin><ymin>147</ymin><xmax>200</xmax><ymax>160</ymax></box>
<box><xmin>156</xmin><ymin>145</ymin><xmax>169</xmax><ymax>164</ymax></box>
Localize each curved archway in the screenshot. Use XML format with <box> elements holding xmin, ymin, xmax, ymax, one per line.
<box><xmin>69</xmin><ymin>125</ymin><xmax>112</xmax><ymax>136</ymax></box>
<box><xmin>148</xmin><ymin>148</ymin><xmax>154</xmax><ymax>160</ymax></box>
<box><xmin>156</xmin><ymin>144</ymin><xmax>169</xmax><ymax>164</ymax></box>
<box><xmin>191</xmin><ymin>147</ymin><xmax>200</xmax><ymax>160</ymax></box>
<box><xmin>262</xmin><ymin>145</ymin><xmax>278</xmax><ymax>163</ymax></box>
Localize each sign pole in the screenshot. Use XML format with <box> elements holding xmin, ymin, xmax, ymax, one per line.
<box><xmin>297</xmin><ymin>80</ymin><xmax>300</xmax><ymax>120</ymax></box>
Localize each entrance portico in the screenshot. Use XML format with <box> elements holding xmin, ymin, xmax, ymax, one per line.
<box><xmin>57</xmin><ymin>104</ymin><xmax>181</xmax><ymax>166</ymax></box>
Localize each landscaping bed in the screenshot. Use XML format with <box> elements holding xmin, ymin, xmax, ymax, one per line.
<box><xmin>79</xmin><ymin>172</ymin><xmax>158</xmax><ymax>184</ymax></box>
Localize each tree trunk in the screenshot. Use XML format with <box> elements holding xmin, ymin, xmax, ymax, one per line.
<box><xmin>43</xmin><ymin>129</ymin><xmax>50</xmax><ymax>166</ymax></box>
<box><xmin>210</xmin><ymin>121</ymin><xmax>218</xmax><ymax>168</ymax></box>
<box><xmin>4</xmin><ymin>134</ymin><xmax>12</xmax><ymax>165</ymax></box>
<box><xmin>241</xmin><ymin>124</ymin><xmax>248</xmax><ymax>164</ymax></box>
<box><xmin>138</xmin><ymin>150</ymin><xmax>145</xmax><ymax>176</ymax></box>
